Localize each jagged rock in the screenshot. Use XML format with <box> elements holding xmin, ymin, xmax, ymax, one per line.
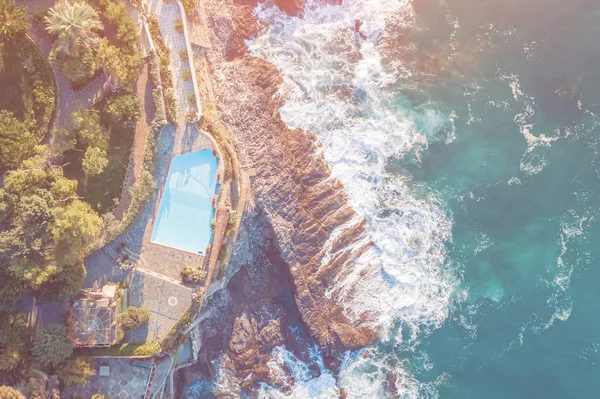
<box><xmin>229</xmin><ymin>313</ymin><xmax>256</xmax><ymax>354</ymax></box>
<box><xmin>258</xmin><ymin>319</ymin><xmax>283</xmax><ymax>347</ymax></box>
<box><xmin>175</xmin><ymin>0</ymin><xmax>381</xmax><ymax>393</ymax></box>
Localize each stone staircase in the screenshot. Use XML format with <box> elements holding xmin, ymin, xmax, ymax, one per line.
<box><xmin>100</xmin><ymin>231</ymin><xmax>145</xmax><ymax>268</ymax></box>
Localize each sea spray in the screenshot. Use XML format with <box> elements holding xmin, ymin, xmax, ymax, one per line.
<box><xmin>249</xmin><ymin>0</ymin><xmax>458</xmax><ymax>396</ymax></box>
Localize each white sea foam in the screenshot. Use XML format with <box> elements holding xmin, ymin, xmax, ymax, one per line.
<box><xmin>260</xmin><ymin>346</ymin><xmax>339</xmax><ymax>398</ymax></box>
<box><xmin>250</xmin><ymin>0</ymin><xmax>456</xmax><ymax>397</ymax></box>
<box><xmin>499</xmin><ymin>73</ymin><xmax>561</xmax><ymax>176</ymax></box>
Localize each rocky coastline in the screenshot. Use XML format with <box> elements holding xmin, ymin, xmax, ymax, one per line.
<box><xmin>176</xmin><ymin>0</ymin><xmax>381</xmax><ymax>394</ymax></box>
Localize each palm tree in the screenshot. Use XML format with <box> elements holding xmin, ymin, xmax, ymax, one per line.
<box><xmin>0</xmin><ymin>0</ymin><xmax>29</xmax><ymax>41</ymax></box>
<box><xmin>44</xmin><ymin>1</ymin><xmax>102</xmax><ymax>57</ymax></box>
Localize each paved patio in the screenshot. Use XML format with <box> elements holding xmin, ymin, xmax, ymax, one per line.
<box><xmin>125</xmin><ymin>269</ymin><xmax>192</xmax><ymax>342</ymax></box>
<box><xmin>61</xmin><ymin>357</ymin><xmax>152</xmax><ymax>399</ymax></box>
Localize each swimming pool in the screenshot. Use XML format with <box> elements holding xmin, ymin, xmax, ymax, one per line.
<box><xmin>151</xmin><ymin>149</ymin><xmax>218</xmax><ymax>255</ymax></box>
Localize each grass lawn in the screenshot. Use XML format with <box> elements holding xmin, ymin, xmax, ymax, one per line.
<box><xmin>0</xmin><ymin>37</ymin><xmax>56</xmax><ymax>140</ymax></box>
<box><xmin>63</xmin><ymin>92</ymin><xmax>136</xmax><ymax>213</ymax></box>
<box><xmin>78</xmin><ymin>342</ymin><xmax>161</xmax><ymax>357</ymax></box>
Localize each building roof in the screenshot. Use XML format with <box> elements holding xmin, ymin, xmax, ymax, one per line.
<box><xmin>72</xmin><ymin>290</ymin><xmax>118</xmax><ymax>347</ymax></box>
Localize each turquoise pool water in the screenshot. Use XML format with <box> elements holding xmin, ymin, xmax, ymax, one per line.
<box><xmin>151</xmin><ymin>149</ymin><xmax>218</xmax><ymax>255</ymax></box>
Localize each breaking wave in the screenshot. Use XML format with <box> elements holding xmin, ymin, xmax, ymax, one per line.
<box><xmin>249</xmin><ymin>0</ymin><xmax>458</xmax><ymax>396</ymax></box>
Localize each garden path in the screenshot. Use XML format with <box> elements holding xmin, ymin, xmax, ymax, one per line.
<box><xmin>16</xmin><ymin>0</ymin><xmax>109</xmax><ymax>131</ymax></box>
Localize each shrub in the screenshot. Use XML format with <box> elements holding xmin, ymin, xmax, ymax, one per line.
<box><xmin>104</xmin><ymin>94</ymin><xmax>141</xmax><ymax>127</ymax></box>
<box><xmin>165</xmin><ymin>88</ymin><xmax>177</xmax><ymax>122</ymax></box>
<box><xmin>118</xmin><ymin>306</ymin><xmax>150</xmax><ymax>331</ymax></box>
<box><xmin>91</xmin><ymin>395</ymin><xmax>107</xmax><ymax>399</ymax></box>
<box><xmin>180</xmin><ymin>266</ymin><xmax>206</xmax><ymax>284</ymax></box>
<box><xmin>182</xmin><ymin>69</ymin><xmax>191</xmax><ymax>81</ymax></box>
<box><xmin>226</xmin><ymin>215</ymin><xmax>238</xmax><ymax>238</ymax></box>
<box><xmin>0</xmin><ymin>109</ymin><xmax>37</xmax><ymax>170</ymax></box>
<box><xmin>188</xmin><ymin>93</ymin><xmax>196</xmax><ymax>106</ymax></box>
<box><xmin>179</xmin><ymin>49</ymin><xmax>188</xmax><ymax>61</ymax></box>
<box><xmin>149</xmin><ymin>51</ymin><xmax>161</xmax><ymax>87</ymax></box>
<box><xmin>181</xmin><ymin>0</ymin><xmax>195</xmax><ymax>16</ymax></box>
<box><xmin>89</xmin><ymin>342</ymin><xmax>160</xmax><ymax>357</ymax></box>
<box><xmin>116</xmin><ymin>326</ymin><xmax>125</xmax><ymax>342</ymax></box>
<box><xmin>174</xmin><ymin>19</ymin><xmax>183</xmax><ymax>34</ymax></box>
<box><xmin>33</xmin><ymin>323</ymin><xmax>73</xmax><ymax>365</ymax></box>
<box><xmin>0</xmin><ymin>386</ymin><xmax>25</xmax><ymax>399</ymax></box>
<box><xmin>55</xmin><ymin>358</ymin><xmax>95</xmax><ymax>387</ymax></box>
<box><xmin>218</xmin><ymin>245</ymin><xmax>229</xmax><ymax>263</ymax></box>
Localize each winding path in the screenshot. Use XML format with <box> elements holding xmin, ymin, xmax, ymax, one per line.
<box><xmin>16</xmin><ymin>0</ymin><xmax>109</xmax><ymax>130</ymax></box>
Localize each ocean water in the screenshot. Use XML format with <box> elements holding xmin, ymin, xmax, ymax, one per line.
<box><xmin>245</xmin><ymin>0</ymin><xmax>600</xmax><ymax>397</ymax></box>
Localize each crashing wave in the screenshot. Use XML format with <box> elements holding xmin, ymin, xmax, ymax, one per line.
<box><xmin>249</xmin><ymin>0</ymin><xmax>457</xmax><ymax>396</ymax></box>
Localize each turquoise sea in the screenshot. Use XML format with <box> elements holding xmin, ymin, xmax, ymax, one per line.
<box><xmin>396</xmin><ymin>0</ymin><xmax>600</xmax><ymax>397</ymax></box>
<box><xmin>232</xmin><ymin>0</ymin><xmax>600</xmax><ymax>397</ymax></box>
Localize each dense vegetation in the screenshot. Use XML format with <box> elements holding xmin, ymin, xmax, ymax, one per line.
<box><xmin>44</xmin><ymin>0</ymin><xmax>142</xmax><ymax>88</ymax></box>
<box><xmin>0</xmin><ymin>146</ymin><xmax>104</xmax><ymax>303</ymax></box>
<box><xmin>0</xmin><ymin>0</ymin><xmax>170</xmax><ymax>392</ymax></box>
<box><xmin>33</xmin><ymin>323</ymin><xmax>73</xmax><ymax>365</ymax></box>
<box><xmin>0</xmin><ymin>33</ymin><xmax>56</xmax><ymax>171</ymax></box>
<box><xmin>62</xmin><ymin>93</ymin><xmax>140</xmax><ymax>212</ymax></box>
<box><xmin>55</xmin><ymin>358</ymin><xmax>95</xmax><ymax>387</ymax></box>
<box><xmin>118</xmin><ymin>306</ymin><xmax>150</xmax><ymax>331</ymax></box>
<box><xmin>180</xmin><ymin>265</ymin><xmax>207</xmax><ymax>284</ymax></box>
<box><xmin>0</xmin><ymin>313</ymin><xmax>32</xmax><ymax>385</ymax></box>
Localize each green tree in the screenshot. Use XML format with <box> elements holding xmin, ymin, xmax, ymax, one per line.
<box><xmin>0</xmin><ymin>110</ymin><xmax>36</xmax><ymax>170</ymax></box>
<box><xmin>0</xmin><ymin>313</ymin><xmax>31</xmax><ymax>376</ymax></box>
<box><xmin>0</xmin><ymin>270</ymin><xmax>23</xmax><ymax>306</ymax></box>
<box><xmin>0</xmin><ymin>386</ymin><xmax>25</xmax><ymax>399</ymax></box>
<box><xmin>97</xmin><ymin>38</ymin><xmax>142</xmax><ymax>88</ymax></box>
<box><xmin>51</xmin><ymin>199</ymin><xmax>102</xmax><ymax>265</ymax></box>
<box><xmin>45</xmin><ymin>1</ymin><xmax>102</xmax><ymax>82</ymax></box>
<box><xmin>9</xmin><ymin>259</ymin><xmax>58</xmax><ymax>291</ymax></box>
<box><xmin>55</xmin><ymin>358</ymin><xmax>95</xmax><ymax>387</ymax></box>
<box><xmin>35</xmin><ymin>262</ymin><xmax>85</xmax><ymax>302</ymax></box>
<box><xmin>104</xmin><ymin>94</ymin><xmax>141</xmax><ymax>127</ymax></box>
<box><xmin>118</xmin><ymin>306</ymin><xmax>150</xmax><ymax>331</ymax></box>
<box><xmin>14</xmin><ymin>190</ymin><xmax>56</xmax><ymax>260</ymax></box>
<box><xmin>105</xmin><ymin>1</ymin><xmax>139</xmax><ymax>49</ymax></box>
<box><xmin>32</xmin><ymin>323</ymin><xmax>72</xmax><ymax>365</ymax></box>
<box><xmin>44</xmin><ymin>1</ymin><xmax>102</xmax><ymax>58</ymax></box>
<box><xmin>0</xmin><ymin>0</ymin><xmax>29</xmax><ymax>41</ymax></box>
<box><xmin>91</xmin><ymin>394</ymin><xmax>106</xmax><ymax>399</ymax></box>
<box><xmin>82</xmin><ymin>146</ymin><xmax>108</xmax><ymax>178</ymax></box>
<box><xmin>50</xmin><ymin>176</ymin><xmax>78</xmax><ymax>201</ymax></box>
<box><xmin>69</xmin><ymin>107</ymin><xmax>107</xmax><ymax>150</ymax></box>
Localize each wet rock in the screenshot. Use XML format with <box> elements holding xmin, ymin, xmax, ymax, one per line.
<box><xmin>177</xmin><ymin>0</ymin><xmax>382</xmax><ymax>393</ymax></box>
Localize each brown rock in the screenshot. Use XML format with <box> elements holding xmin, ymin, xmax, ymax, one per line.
<box><xmin>181</xmin><ymin>0</ymin><xmax>382</xmax><ymax>392</ymax></box>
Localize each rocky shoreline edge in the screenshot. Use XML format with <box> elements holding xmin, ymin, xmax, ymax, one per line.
<box><xmin>175</xmin><ymin>0</ymin><xmax>380</xmax><ymax>395</ymax></box>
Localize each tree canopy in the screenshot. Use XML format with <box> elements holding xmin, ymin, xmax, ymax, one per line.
<box><xmin>97</xmin><ymin>38</ymin><xmax>142</xmax><ymax>89</ymax></box>
<box><xmin>0</xmin><ymin>146</ymin><xmax>102</xmax><ymax>302</ymax></box>
<box><xmin>32</xmin><ymin>323</ymin><xmax>73</xmax><ymax>365</ymax></box>
<box><xmin>0</xmin><ymin>109</ymin><xmax>37</xmax><ymax>170</ymax></box>
<box><xmin>0</xmin><ymin>386</ymin><xmax>25</xmax><ymax>399</ymax></box>
<box><xmin>82</xmin><ymin>146</ymin><xmax>108</xmax><ymax>178</ymax></box>
<box><xmin>0</xmin><ymin>0</ymin><xmax>28</xmax><ymax>42</ymax></box>
<box><xmin>55</xmin><ymin>357</ymin><xmax>95</xmax><ymax>387</ymax></box>
<box><xmin>0</xmin><ymin>313</ymin><xmax>32</xmax><ymax>385</ymax></box>
<box><xmin>45</xmin><ymin>1</ymin><xmax>103</xmax><ymax>82</ymax></box>
<box><xmin>45</xmin><ymin>1</ymin><xmax>102</xmax><ymax>58</ymax></box>
<box><xmin>118</xmin><ymin>306</ymin><xmax>150</xmax><ymax>331</ymax></box>
<box><xmin>104</xmin><ymin>94</ymin><xmax>141</xmax><ymax>127</ymax></box>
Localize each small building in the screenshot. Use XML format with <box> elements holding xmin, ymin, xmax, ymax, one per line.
<box><xmin>71</xmin><ymin>285</ymin><xmax>119</xmax><ymax>348</ymax></box>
